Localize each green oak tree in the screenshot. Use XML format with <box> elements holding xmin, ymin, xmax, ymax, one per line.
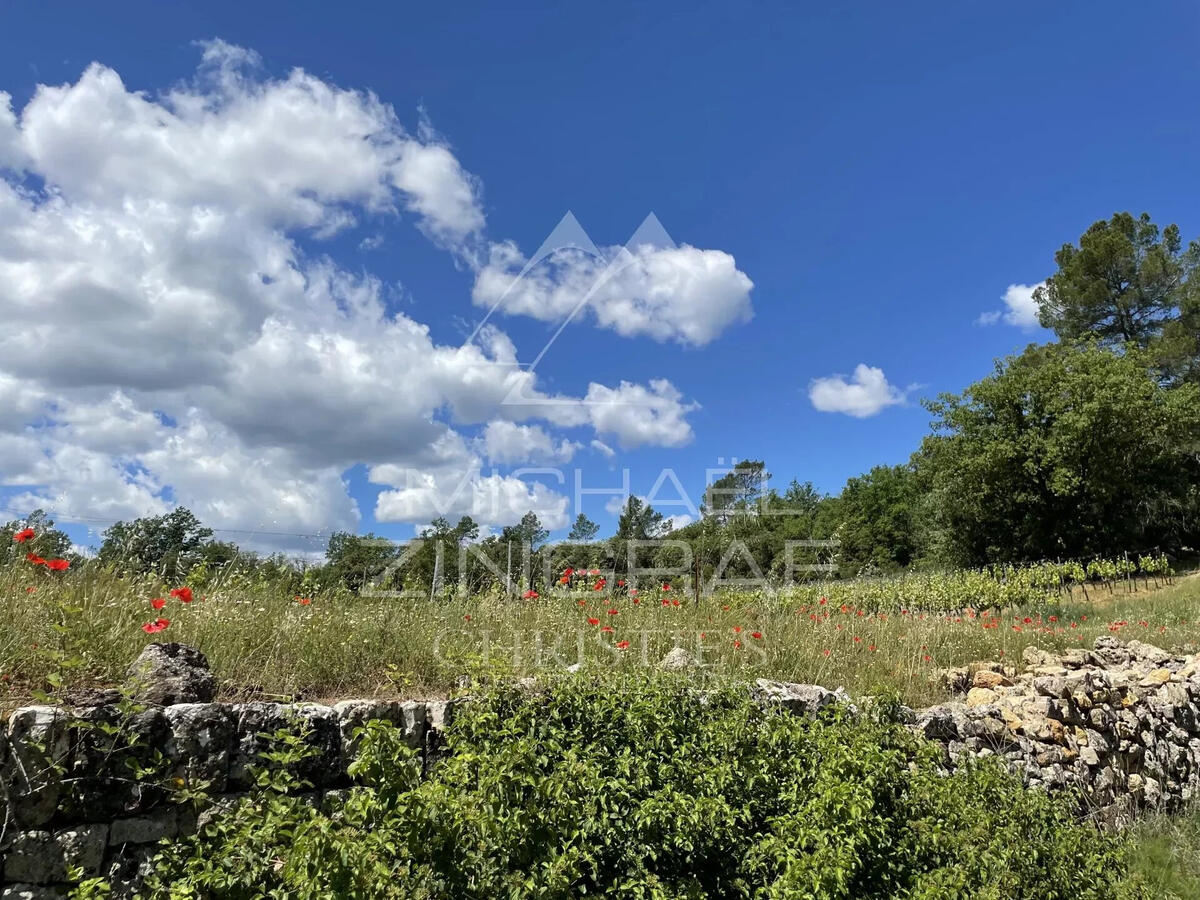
<box><xmin>97</xmin><ymin>507</ymin><xmax>214</xmax><ymax>579</ymax></box>
<box><xmin>920</xmin><ymin>341</ymin><xmax>1200</xmax><ymax>565</ymax></box>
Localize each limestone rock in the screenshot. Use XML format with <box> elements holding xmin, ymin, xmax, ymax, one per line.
<box><xmin>164</xmin><ymin>702</ymin><xmax>236</xmax><ymax>793</ymax></box>
<box><xmin>5</xmin><ymin>707</ymin><xmax>73</xmax><ymax>829</ymax></box>
<box><xmin>227</xmin><ymin>702</ymin><xmax>341</xmax><ymax>790</ymax></box>
<box><xmin>1127</xmin><ymin>640</ymin><xmax>1172</xmax><ymax>667</ymax></box>
<box><xmin>931</xmin><ymin>666</ymin><xmax>970</xmax><ymax>694</ymax></box>
<box><xmin>1022</xmin><ymin>645</ymin><xmax>1059</xmax><ymax>670</ymax></box>
<box><xmin>966</xmin><ymin>687</ymin><xmax>998</xmax><ymax>708</ymax></box>
<box><xmin>661</xmin><ymin>647</ymin><xmax>699</xmax><ymax>671</ymax></box>
<box><xmin>1139</xmin><ymin>669</ymin><xmax>1172</xmax><ymax>688</ymax></box>
<box><xmin>1033</xmin><ymin>675</ymin><xmax>1069</xmax><ymax>699</ymax></box>
<box><xmin>752</xmin><ymin>680</ymin><xmax>838</xmax><ymax>715</ymax></box>
<box><xmin>3</xmin><ymin>826</ymin><xmax>108</xmax><ymax>883</ymax></box>
<box><xmin>125</xmin><ymin>643</ymin><xmax>217</xmax><ymax>706</ymax></box>
<box><xmin>973</xmin><ymin>669</ymin><xmax>1013</xmax><ymax>689</ymax></box>
<box><xmin>109</xmin><ymin>810</ymin><xmax>179</xmax><ymax>846</ymax></box>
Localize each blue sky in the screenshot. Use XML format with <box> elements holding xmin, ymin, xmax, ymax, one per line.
<box><xmin>0</xmin><ymin>2</ymin><xmax>1197</xmax><ymax>554</ymax></box>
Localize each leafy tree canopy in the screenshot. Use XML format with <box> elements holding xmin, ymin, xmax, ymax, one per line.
<box><xmin>920</xmin><ymin>341</ymin><xmax>1200</xmax><ymax>565</ymax></box>
<box><xmin>97</xmin><ymin>507</ymin><xmax>214</xmax><ymax>579</ymax></box>
<box><xmin>501</xmin><ymin>511</ymin><xmax>549</xmax><ymax>550</ymax></box>
<box><xmin>1035</xmin><ymin>212</ymin><xmax>1199</xmax><ymax>352</ymax></box>
<box><xmin>324</xmin><ymin>530</ymin><xmax>402</xmax><ymax>594</ymax></box>
<box><xmin>567</xmin><ymin>513</ymin><xmax>599</xmax><ymax>542</ymax></box>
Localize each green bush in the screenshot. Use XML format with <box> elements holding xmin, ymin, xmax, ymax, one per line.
<box><xmin>136</xmin><ymin>677</ymin><xmax>1147</xmax><ymax>899</ymax></box>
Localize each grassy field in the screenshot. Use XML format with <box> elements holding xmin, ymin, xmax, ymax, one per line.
<box><xmin>1126</xmin><ymin>806</ymin><xmax>1200</xmax><ymax>898</ymax></box>
<box><xmin>6</xmin><ymin>559</ymin><xmax>1200</xmax><ymax>897</ymax></box>
<box><xmin>2</xmin><ymin>558</ymin><xmax>1197</xmax><ymax>706</ymax></box>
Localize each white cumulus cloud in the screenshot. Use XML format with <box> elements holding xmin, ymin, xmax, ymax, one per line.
<box><xmin>808</xmin><ymin>364</ymin><xmax>907</xmax><ymax>418</ymax></box>
<box><xmin>478</xmin><ymin>421</ymin><xmax>579</xmax><ymax>465</ymax></box>
<box><xmin>472</xmin><ymin>241</ymin><xmax>753</xmax><ymax>346</ymax></box>
<box><xmin>0</xmin><ymin>43</ymin><xmax>705</xmax><ymax>545</ymax></box>
<box><xmin>977</xmin><ymin>282</ymin><xmax>1044</xmax><ymax>329</ymax></box>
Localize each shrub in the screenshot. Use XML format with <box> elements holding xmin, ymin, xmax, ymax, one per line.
<box><xmin>127</xmin><ymin>676</ymin><xmax>1150</xmax><ymax>899</ymax></box>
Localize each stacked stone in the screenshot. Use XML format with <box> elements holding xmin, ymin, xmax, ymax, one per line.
<box><xmin>0</xmin><ymin>644</ymin><xmax>456</xmax><ymax>899</ymax></box>
<box><xmin>916</xmin><ymin>636</ymin><xmax>1200</xmax><ymax>827</ymax></box>
<box><xmin>4</xmin><ymin>636</ymin><xmax>1200</xmax><ymax>896</ymax></box>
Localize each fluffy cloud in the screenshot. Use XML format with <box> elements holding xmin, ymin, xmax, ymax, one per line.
<box><xmin>0</xmin><ymin>43</ymin><xmax>705</xmax><ymax>544</ymax></box>
<box><xmin>369</xmin><ymin>431</ymin><xmax>570</xmax><ymax>529</ymax></box>
<box><xmin>583</xmin><ymin>380</ymin><xmax>697</xmax><ymax>449</ymax></box>
<box><xmin>977</xmin><ymin>282</ymin><xmax>1044</xmax><ymax>329</ymax></box>
<box><xmin>472</xmin><ymin>241</ymin><xmax>753</xmax><ymax>346</ymax></box>
<box><xmin>478</xmin><ymin>421</ymin><xmax>579</xmax><ymax>465</ymax></box>
<box><xmin>808</xmin><ymin>364</ymin><xmax>906</xmax><ymax>418</ymax></box>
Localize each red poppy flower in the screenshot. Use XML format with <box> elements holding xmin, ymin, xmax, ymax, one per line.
<box><xmin>463</xmin><ymin>613</ymin><xmax>471</xmax><ymax>622</ymax></box>
<box><xmin>662</xmin><ymin>598</ymin><xmax>671</xmax><ymax>606</ymax></box>
<box><xmin>733</xmin><ymin>640</ymin><xmax>743</xmax><ymax>649</ymax></box>
<box><xmin>751</xmin><ymin>631</ymin><xmax>763</xmax><ymax>640</ymax></box>
<box><xmin>588</xmin><ymin>568</ymin><xmax>600</xmax><ymax>576</ymax></box>
<box><xmin>141</xmin><ymin>618</ymin><xmax>170</xmax><ymax>634</ymax></box>
<box><xmin>661</xmin><ymin>584</ymin><xmax>671</xmax><ymax>591</ymax></box>
<box><xmin>670</xmin><ymin>599</ymin><xmax>679</xmax><ymax>607</ymax></box>
<box><xmin>615</xmin><ymin>640</ymin><xmax>630</xmax><ymax>650</ymax></box>
<box><xmin>617</xmin><ymin>580</ymin><xmax>626</xmax><ymax>587</ymax></box>
<box><xmin>46</xmin><ymin>559</ymin><xmax>70</xmax><ymax>571</ymax></box>
<box><xmin>823</xmin><ymin>649</ymin><xmax>831</xmax><ymax>657</ymax></box>
<box><xmin>298</xmin><ymin>597</ymin><xmax>312</xmax><ymax>606</ymax></box>
<box><xmin>601</xmin><ymin>626</ymin><xmax>614</xmax><ymax>633</ymax></box>
<box><xmin>587</xmin><ymin>617</ymin><xmax>600</xmax><ymax>626</ymax></box>
<box><xmin>559</xmin><ymin>576</ymin><xmax>569</xmax><ymax>585</ymax></box>
<box><xmin>732</xmin><ymin>626</ymin><xmax>742</xmax><ymax>634</ymax></box>
<box><xmin>564</xmin><ymin>568</ymin><xmax>574</xmax><ymax>577</ymax></box>
<box><xmin>13</xmin><ymin>528</ymin><xmax>34</xmax><ymax>543</ymax></box>
<box><xmin>819</xmin><ymin>596</ymin><xmax>828</xmax><ymax>605</ymax></box>
<box><xmin>170</xmin><ymin>587</ymin><xmax>194</xmax><ymax>603</ymax></box>
<box><xmin>26</xmin><ymin>554</ymin><xmax>46</xmax><ymax>566</ymax></box>
<box><xmin>25</xmin><ymin>586</ymin><xmax>36</xmax><ymax>594</ymax></box>
<box><xmin>607</xmin><ymin>608</ymin><xmax>618</xmax><ymax>616</ymax></box>
<box><xmin>522</xmin><ymin>589</ymin><xmax>539</xmax><ymax>599</ymax></box>
<box><xmin>150</xmin><ymin>598</ymin><xmax>166</xmax><ymax>611</ymax></box>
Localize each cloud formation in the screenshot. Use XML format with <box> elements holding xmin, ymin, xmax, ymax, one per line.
<box><xmin>808</xmin><ymin>364</ymin><xmax>906</xmax><ymax>418</ymax></box>
<box><xmin>977</xmin><ymin>282</ymin><xmax>1044</xmax><ymax>329</ymax></box>
<box><xmin>0</xmin><ymin>43</ymin><xmax>707</xmax><ymax>544</ymax></box>
<box><xmin>472</xmin><ymin>241</ymin><xmax>754</xmax><ymax>346</ymax></box>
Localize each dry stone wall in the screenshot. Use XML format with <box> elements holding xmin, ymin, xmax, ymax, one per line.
<box><xmin>4</xmin><ymin>635</ymin><xmax>1200</xmax><ymax>897</ymax></box>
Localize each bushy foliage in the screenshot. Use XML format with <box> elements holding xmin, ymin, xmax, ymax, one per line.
<box><xmin>921</xmin><ymin>341</ymin><xmax>1200</xmax><ymax>566</ymax></box>
<box><xmin>138</xmin><ymin>679</ymin><xmax>1147</xmax><ymax>899</ymax></box>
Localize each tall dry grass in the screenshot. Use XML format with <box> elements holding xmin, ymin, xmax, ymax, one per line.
<box><xmin>1</xmin><ymin>560</ymin><xmax>1197</xmax><ymax>707</ymax></box>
